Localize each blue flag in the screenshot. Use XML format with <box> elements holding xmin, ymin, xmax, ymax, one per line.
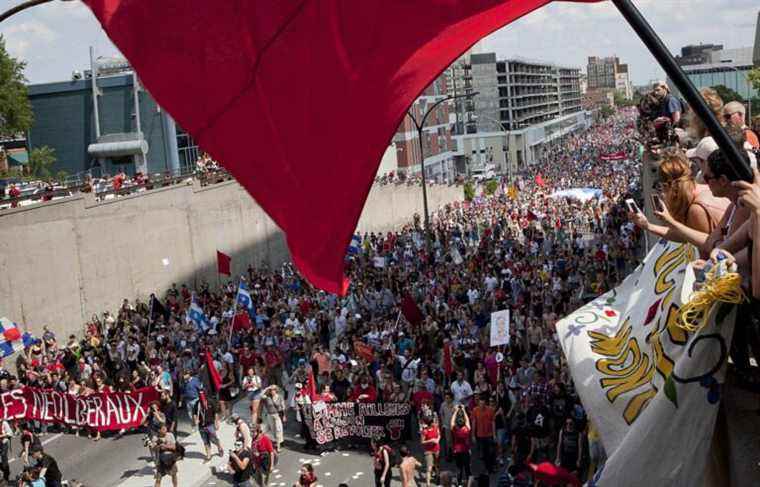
<box><xmin>236</xmin><ymin>282</ymin><xmax>255</xmax><ymax>312</ymax></box>
<box><xmin>187</xmin><ymin>294</ymin><xmax>210</xmax><ymax>332</ymax></box>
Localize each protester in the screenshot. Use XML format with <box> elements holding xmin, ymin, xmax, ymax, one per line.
<box><xmin>30</xmin><ymin>446</ymin><xmax>63</xmax><ymax>487</ymax></box>
<box><xmin>371</xmin><ymin>439</ymin><xmax>393</xmax><ymax>487</ymax></box>
<box><xmin>150</xmin><ymin>423</ymin><xmax>178</xmax><ymax>487</ymax></box>
<box><xmin>229</xmin><ymin>439</ymin><xmax>254</xmax><ymax>487</ymax></box>
<box><xmin>399</xmin><ymin>445</ymin><xmax>421</xmax><ymax>487</ymax></box>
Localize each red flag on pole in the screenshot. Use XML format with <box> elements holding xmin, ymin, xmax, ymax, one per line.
<box><xmin>217</xmin><ymin>251</ymin><xmax>231</xmax><ymax>276</ymax></box>
<box><xmin>306</xmin><ymin>369</ymin><xmax>319</xmax><ymax>402</ymax></box>
<box><xmin>81</xmin><ymin>0</ymin><xmax>600</xmax><ymax>295</ymax></box>
<box><xmin>535</xmin><ymin>173</ymin><xmax>546</xmax><ymax>187</ymax></box>
<box><xmin>401</xmin><ymin>294</ymin><xmax>424</xmax><ymax>326</ymax></box>
<box><xmin>527</xmin><ymin>462</ymin><xmax>582</xmax><ymax>486</ymax></box>
<box><xmin>205</xmin><ymin>351</ymin><xmax>221</xmax><ymax>392</ymax></box>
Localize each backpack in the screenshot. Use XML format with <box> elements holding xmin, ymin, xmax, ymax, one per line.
<box><xmin>174</xmin><ymin>442</ymin><xmax>186</xmax><ymax>460</ymax></box>
<box><xmin>385</xmin><ymin>446</ymin><xmax>401</xmax><ymax>467</ymax></box>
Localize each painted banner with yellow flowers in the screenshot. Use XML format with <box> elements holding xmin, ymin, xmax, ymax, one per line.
<box><xmin>557</xmin><ymin>240</ymin><xmax>736</xmax><ymax>487</ymax></box>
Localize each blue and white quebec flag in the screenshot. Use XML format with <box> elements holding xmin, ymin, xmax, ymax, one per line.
<box><xmin>236</xmin><ymin>282</ymin><xmax>255</xmax><ymax>311</ymax></box>
<box><xmin>187</xmin><ymin>294</ymin><xmax>210</xmax><ymax>332</ymax></box>
<box><xmin>348</xmin><ymin>234</ymin><xmax>362</xmax><ymax>255</ymax></box>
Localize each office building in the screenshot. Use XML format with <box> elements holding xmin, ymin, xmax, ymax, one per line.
<box><xmin>676</xmin><ymin>44</ymin><xmax>724</xmax><ymax>66</ymax></box>
<box><xmin>587</xmin><ymin>56</ymin><xmax>630</xmax><ymax>91</ymax></box>
<box><xmin>446</xmin><ymin>53</ymin><xmax>587</xmax><ymax>174</ymax></box>
<box><xmin>393</xmin><ymin>74</ymin><xmax>456</xmax><ymax>183</ymax></box>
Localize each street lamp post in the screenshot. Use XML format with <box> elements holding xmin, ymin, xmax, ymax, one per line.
<box><xmin>406</xmin><ymin>91</ymin><xmax>478</xmax><ymax>246</ymax></box>
<box><xmin>477</xmin><ymin>114</ymin><xmax>511</xmax><ymax>181</ymax></box>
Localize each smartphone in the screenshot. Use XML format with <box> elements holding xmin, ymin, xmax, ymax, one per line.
<box><xmin>650</xmin><ymin>194</ymin><xmax>665</xmax><ymax>213</ymax></box>
<box><xmin>624</xmin><ymin>198</ymin><xmax>641</xmax><ymax>214</ymax></box>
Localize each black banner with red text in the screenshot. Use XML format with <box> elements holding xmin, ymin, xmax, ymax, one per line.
<box><xmin>302</xmin><ymin>402</ymin><xmax>411</xmax><ymax>445</ymax></box>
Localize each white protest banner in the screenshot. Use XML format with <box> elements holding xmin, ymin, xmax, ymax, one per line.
<box><xmin>373</xmin><ymin>256</ymin><xmax>386</xmax><ymax>268</ymax></box>
<box><xmin>490</xmin><ymin>309</ymin><xmax>510</xmax><ymax>346</ymax></box>
<box><xmin>557</xmin><ymin>241</ymin><xmax>736</xmax><ymax>486</ymax></box>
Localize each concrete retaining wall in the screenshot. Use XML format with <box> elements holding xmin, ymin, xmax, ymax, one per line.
<box><xmin>0</xmin><ymin>180</ymin><xmax>461</xmax><ymax>337</ymax></box>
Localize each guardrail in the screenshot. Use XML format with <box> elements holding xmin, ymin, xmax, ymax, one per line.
<box><xmin>0</xmin><ymin>168</ymin><xmax>233</xmax><ymax>210</ymax></box>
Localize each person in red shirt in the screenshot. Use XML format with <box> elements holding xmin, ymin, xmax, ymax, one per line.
<box><xmin>419</xmin><ymin>417</ymin><xmax>440</xmax><ymax>487</ymax></box>
<box><xmin>251</xmin><ymin>423</ymin><xmax>275</xmax><ymax>487</ymax></box>
<box><xmin>471</xmin><ymin>394</ymin><xmax>497</xmax><ymax>473</ymax></box>
<box><xmin>264</xmin><ymin>346</ymin><xmax>282</xmax><ymax>387</ymax></box>
<box><xmin>297</xmin><ymin>463</ymin><xmax>317</xmax><ymax>487</ymax></box>
<box><xmin>411</xmin><ymin>381</ymin><xmax>433</xmax><ymax>414</ymax></box>
<box><xmin>8</xmin><ymin>184</ymin><xmax>20</xmax><ymax>208</ymax></box>
<box><xmin>349</xmin><ymin>375</ymin><xmax>377</xmax><ymax>403</ymax></box>
<box><xmin>450</xmin><ymin>404</ymin><xmax>471</xmax><ymax>486</ymax></box>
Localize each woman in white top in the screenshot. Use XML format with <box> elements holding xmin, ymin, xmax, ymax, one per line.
<box><xmin>242</xmin><ymin>367</ymin><xmax>263</xmax><ymax>424</ymax></box>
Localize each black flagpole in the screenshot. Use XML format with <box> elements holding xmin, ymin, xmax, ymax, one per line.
<box><xmin>611</xmin><ymin>0</ymin><xmax>752</xmax><ymax>182</ymax></box>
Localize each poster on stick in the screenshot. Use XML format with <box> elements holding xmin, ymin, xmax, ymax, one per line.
<box><xmin>0</xmin><ymin>386</ymin><xmax>159</xmax><ymax>431</ymax></box>
<box><xmin>490</xmin><ymin>309</ymin><xmax>510</xmax><ymax>346</ymax></box>
<box><xmin>303</xmin><ymin>402</ymin><xmax>411</xmax><ymax>445</ymax></box>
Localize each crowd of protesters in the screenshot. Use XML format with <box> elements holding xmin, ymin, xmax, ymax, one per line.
<box><xmin>0</xmin><ymin>108</ymin><xmax>648</xmax><ymax>487</ymax></box>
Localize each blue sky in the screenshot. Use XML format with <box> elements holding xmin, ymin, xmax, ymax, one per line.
<box><xmin>3</xmin><ymin>0</ymin><xmax>759</xmax><ymax>86</ymax></box>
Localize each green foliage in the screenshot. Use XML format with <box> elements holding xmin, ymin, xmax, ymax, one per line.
<box><xmin>28</xmin><ymin>146</ymin><xmax>56</xmax><ymax>179</ymax></box>
<box><xmin>710</xmin><ymin>84</ymin><xmax>743</xmax><ymax>103</ymax></box>
<box><xmin>463</xmin><ymin>181</ymin><xmax>475</xmax><ymax>201</ymax></box>
<box><xmin>0</xmin><ymin>35</ymin><xmax>33</xmax><ymax>139</ymax></box>
<box><xmin>484</xmin><ymin>179</ymin><xmax>498</xmax><ymax>196</ymax></box>
<box><xmin>747</xmin><ymin>68</ymin><xmax>760</xmax><ymax>93</ymax></box>
<box><xmin>599</xmin><ymin>105</ymin><xmax>615</xmax><ymax>119</ymax></box>
<box><xmin>613</xmin><ymin>90</ymin><xmax>635</xmax><ymax>108</ymax></box>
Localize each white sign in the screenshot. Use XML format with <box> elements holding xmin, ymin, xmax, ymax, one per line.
<box><xmin>489</xmin><ymin>309</ymin><xmax>510</xmax><ymax>347</ymax></box>
<box><xmin>373</xmin><ymin>256</ymin><xmax>386</xmax><ymax>268</ymax></box>
<box><xmin>557</xmin><ymin>241</ymin><xmax>734</xmax><ymax>486</ymax></box>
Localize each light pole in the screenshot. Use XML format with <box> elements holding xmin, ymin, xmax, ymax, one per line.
<box><xmin>476</xmin><ymin>113</ymin><xmax>511</xmax><ymax>181</ymax></box>
<box><xmin>406</xmin><ymin>91</ymin><xmax>478</xmax><ymax>245</ymax></box>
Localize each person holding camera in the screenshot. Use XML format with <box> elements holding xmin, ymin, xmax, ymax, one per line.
<box><xmin>151</xmin><ymin>423</ymin><xmax>179</xmax><ymax>487</ymax></box>
<box><xmin>30</xmin><ymin>446</ymin><xmax>62</xmax><ymax>487</ymax></box>
<box><xmin>449</xmin><ymin>404</ymin><xmax>472</xmax><ymax>486</ymax></box>
<box><xmin>228</xmin><ymin>440</ymin><xmax>254</xmax><ymax>487</ymax></box>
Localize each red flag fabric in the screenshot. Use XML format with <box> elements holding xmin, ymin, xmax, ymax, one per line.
<box><xmin>401</xmin><ymin>294</ymin><xmax>424</xmax><ymax>326</ymax></box>
<box><xmin>527</xmin><ymin>462</ymin><xmax>582</xmax><ymax>486</ymax></box>
<box><xmin>217</xmin><ymin>251</ymin><xmax>231</xmax><ymax>276</ymax></box>
<box><xmin>354</xmin><ymin>341</ymin><xmax>375</xmax><ymax>363</ymax></box>
<box><xmin>82</xmin><ymin>0</ymin><xmax>598</xmax><ymax>295</ymax></box>
<box><xmin>205</xmin><ymin>351</ymin><xmax>221</xmax><ymax>392</ymax></box>
<box><xmin>306</xmin><ymin>369</ymin><xmax>319</xmax><ymax>402</ymax></box>
<box><xmin>535</xmin><ymin>173</ymin><xmax>546</xmax><ymax>187</ymax></box>
<box><xmin>443</xmin><ymin>342</ymin><xmax>453</xmax><ymax>377</ymax></box>
<box><xmin>232</xmin><ymin>311</ymin><xmax>252</xmax><ymax>331</ymax></box>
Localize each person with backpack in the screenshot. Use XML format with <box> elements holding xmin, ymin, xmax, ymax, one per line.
<box><xmin>371</xmin><ymin>439</ymin><xmax>393</xmax><ymax>487</ymax></box>
<box><xmin>229</xmin><ymin>439</ymin><xmax>255</xmax><ymax>487</ymax></box>
<box><xmin>196</xmin><ymin>393</ymin><xmax>225</xmax><ymax>462</ymax></box>
<box><xmin>151</xmin><ymin>423</ymin><xmax>179</xmax><ymax>487</ymax></box>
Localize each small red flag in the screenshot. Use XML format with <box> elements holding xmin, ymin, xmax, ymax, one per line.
<box><xmin>443</xmin><ymin>342</ymin><xmax>453</xmax><ymax>377</ymax></box>
<box><xmin>205</xmin><ymin>351</ymin><xmax>221</xmax><ymax>392</ymax></box>
<box><xmin>535</xmin><ymin>173</ymin><xmax>546</xmax><ymax>187</ymax></box>
<box><xmin>306</xmin><ymin>369</ymin><xmax>319</xmax><ymax>401</ymax></box>
<box><xmin>401</xmin><ymin>294</ymin><xmax>424</xmax><ymax>326</ymax></box>
<box><xmin>528</xmin><ymin>462</ymin><xmax>581</xmax><ymax>486</ymax></box>
<box><xmin>354</xmin><ymin>341</ymin><xmax>375</xmax><ymax>363</ymax></box>
<box><xmin>217</xmin><ymin>251</ymin><xmax>231</xmax><ymax>276</ymax></box>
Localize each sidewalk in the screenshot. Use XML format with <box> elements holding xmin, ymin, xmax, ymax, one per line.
<box><xmin>116</xmin><ymin>401</ymin><xmax>247</xmax><ymax>487</ymax></box>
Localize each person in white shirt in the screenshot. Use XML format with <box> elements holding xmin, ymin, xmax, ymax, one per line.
<box><xmin>450</xmin><ymin>372</ymin><xmax>473</xmax><ymax>405</ymax></box>
<box><xmin>466</xmin><ymin>287</ymin><xmax>479</xmax><ymax>305</ymax></box>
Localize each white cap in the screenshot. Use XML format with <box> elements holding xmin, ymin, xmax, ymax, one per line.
<box><xmin>686</xmin><ymin>137</ymin><xmax>718</xmax><ymax>161</ymax></box>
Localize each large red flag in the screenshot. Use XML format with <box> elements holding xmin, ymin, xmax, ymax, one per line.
<box><xmin>82</xmin><ymin>0</ymin><xmax>598</xmax><ymax>295</ymax></box>
<box><xmin>401</xmin><ymin>294</ymin><xmax>424</xmax><ymax>326</ymax></box>
<box><xmin>217</xmin><ymin>251</ymin><xmax>231</xmax><ymax>276</ymax></box>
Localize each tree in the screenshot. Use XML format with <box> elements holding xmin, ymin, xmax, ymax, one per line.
<box><xmin>0</xmin><ymin>35</ymin><xmax>33</xmax><ymax>139</ymax></box>
<box><xmin>747</xmin><ymin>68</ymin><xmax>760</xmax><ymax>94</ymax></box>
<box><xmin>463</xmin><ymin>181</ymin><xmax>475</xmax><ymax>201</ymax></box>
<box><xmin>28</xmin><ymin>146</ymin><xmax>56</xmax><ymax>179</ymax></box>
<box><xmin>484</xmin><ymin>179</ymin><xmax>498</xmax><ymax>196</ymax></box>
<box><xmin>599</xmin><ymin>105</ymin><xmax>615</xmax><ymax>119</ymax></box>
<box><xmin>711</xmin><ymin>84</ymin><xmax>744</xmax><ymax>103</ymax></box>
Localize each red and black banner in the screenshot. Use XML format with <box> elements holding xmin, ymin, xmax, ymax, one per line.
<box><xmin>0</xmin><ymin>386</ymin><xmax>160</xmax><ymax>431</ymax></box>
<box><xmin>303</xmin><ymin>402</ymin><xmax>411</xmax><ymax>445</ymax></box>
